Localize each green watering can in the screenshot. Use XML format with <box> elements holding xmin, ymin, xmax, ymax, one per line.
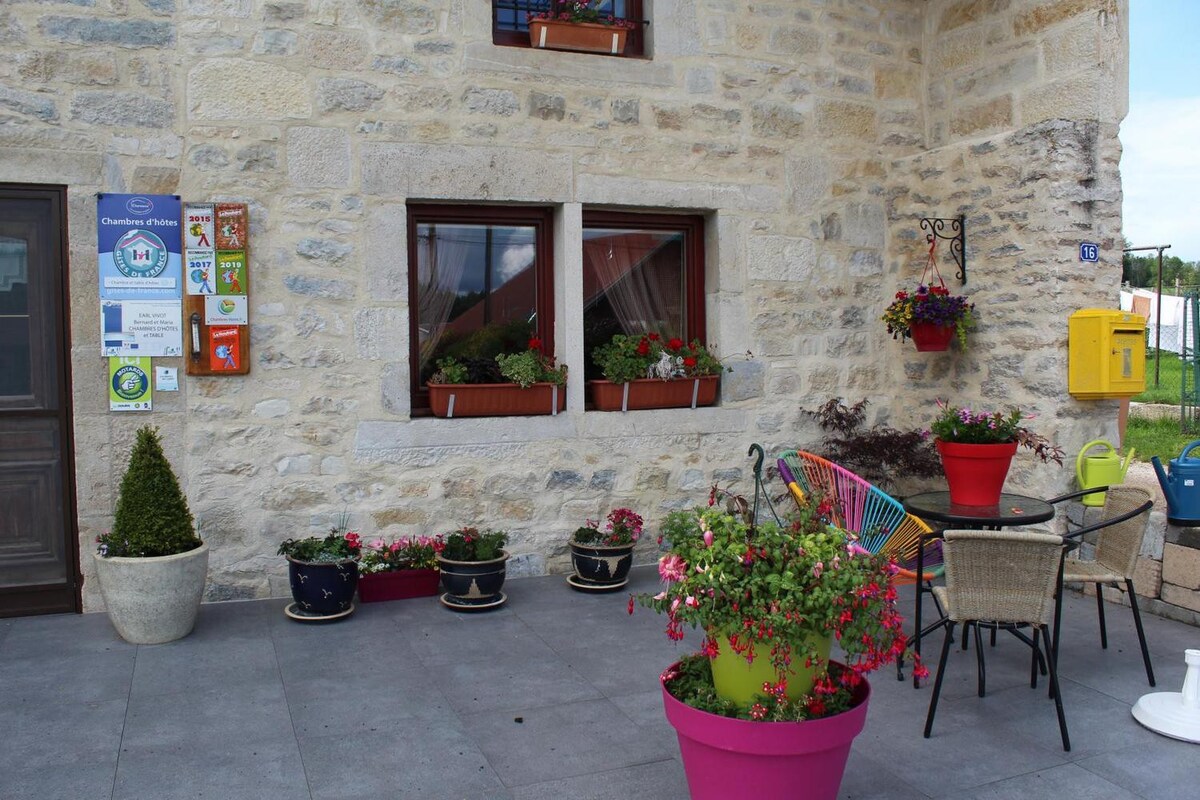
<box><xmin>1076</xmin><ymin>439</ymin><xmax>1134</xmax><ymax>507</ymax></box>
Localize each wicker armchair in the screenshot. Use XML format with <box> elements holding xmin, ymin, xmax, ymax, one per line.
<box><xmin>923</xmin><ymin>530</ymin><xmax>1071</xmax><ymax>752</ymax></box>
<box><xmin>1049</xmin><ymin>485</ymin><xmax>1156</xmax><ymax>687</ymax></box>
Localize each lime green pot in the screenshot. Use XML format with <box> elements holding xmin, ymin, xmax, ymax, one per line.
<box><xmin>709</xmin><ymin>632</ymin><xmax>833</xmax><ymax>705</ymax></box>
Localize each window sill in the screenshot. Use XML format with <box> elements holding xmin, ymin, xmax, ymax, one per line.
<box><xmin>355</xmin><ymin>406</ymin><xmax>749</xmax><ymax>462</ymax></box>
<box><xmin>464</xmin><ymin>41</ymin><xmax>673</xmax><ymax>87</ymax></box>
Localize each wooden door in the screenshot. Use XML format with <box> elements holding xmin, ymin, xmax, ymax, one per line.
<box><xmin>0</xmin><ymin>185</ymin><xmax>78</xmax><ymax>616</ymax></box>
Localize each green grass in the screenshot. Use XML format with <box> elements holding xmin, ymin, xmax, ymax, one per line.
<box><xmin>1125</xmin><ymin>415</ymin><xmax>1195</xmax><ymax>464</ymax></box>
<box><xmin>1133</xmin><ymin>352</ymin><xmax>1183</xmax><ymax>404</ymax></box>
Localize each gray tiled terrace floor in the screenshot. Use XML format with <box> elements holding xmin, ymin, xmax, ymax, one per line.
<box><xmin>2</xmin><ymin>566</ymin><xmax>1198</xmax><ymax>800</ymax></box>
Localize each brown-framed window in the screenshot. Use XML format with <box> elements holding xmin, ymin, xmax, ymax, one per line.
<box><xmin>493</xmin><ymin>0</ymin><xmax>646</xmax><ymax>57</ymax></box>
<box><xmin>581</xmin><ymin>211</ymin><xmax>705</xmax><ymax>381</ymax></box>
<box><xmin>407</xmin><ymin>205</ymin><xmax>555</xmax><ymax>414</ymax></box>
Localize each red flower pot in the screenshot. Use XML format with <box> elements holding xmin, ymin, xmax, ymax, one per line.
<box><xmin>588</xmin><ymin>376</ymin><xmax>719</xmax><ymax>411</ymax></box>
<box><xmin>662</xmin><ymin>662</ymin><xmax>870</xmax><ymax>800</ymax></box>
<box><xmin>910</xmin><ymin>322</ymin><xmax>956</xmax><ymax>351</ymax></box>
<box><xmin>935</xmin><ymin>439</ymin><xmax>1019</xmax><ymax>506</ymax></box>
<box><xmin>357</xmin><ymin>569</ymin><xmax>441</xmax><ymax>603</ymax></box>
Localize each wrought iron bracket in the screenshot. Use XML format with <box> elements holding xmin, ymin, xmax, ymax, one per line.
<box><xmin>920</xmin><ymin>215</ymin><xmax>966</xmax><ymax>284</ymax></box>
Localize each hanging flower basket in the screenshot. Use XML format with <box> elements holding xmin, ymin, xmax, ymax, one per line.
<box><xmin>909</xmin><ymin>322</ymin><xmax>956</xmax><ymax>352</ymax></box>
<box><xmin>529</xmin><ymin>19</ymin><xmax>629</xmax><ymax>55</ymax></box>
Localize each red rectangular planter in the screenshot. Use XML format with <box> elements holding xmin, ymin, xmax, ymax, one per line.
<box><xmin>529</xmin><ymin>19</ymin><xmax>628</xmax><ymax>55</ymax></box>
<box><xmin>427</xmin><ymin>382</ymin><xmax>566</xmax><ymax>418</ymax></box>
<box><xmin>589</xmin><ymin>376</ymin><xmax>719</xmax><ymax>411</ymax></box>
<box><xmin>357</xmin><ymin>569</ymin><xmax>441</xmax><ymax>602</ymax></box>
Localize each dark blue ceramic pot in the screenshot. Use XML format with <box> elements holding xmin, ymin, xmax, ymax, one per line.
<box><xmin>287</xmin><ymin>557</ymin><xmax>358</xmax><ymax>616</ymax></box>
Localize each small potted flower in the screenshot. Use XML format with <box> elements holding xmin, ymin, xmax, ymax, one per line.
<box><xmin>427</xmin><ymin>337</ymin><xmax>567</xmax><ymax>418</ymax></box>
<box><xmin>590</xmin><ymin>333</ymin><xmax>725</xmax><ymax>411</ymax></box>
<box><xmin>929</xmin><ymin>400</ymin><xmax>1065</xmax><ymax>506</ymax></box>
<box><xmin>436</xmin><ymin>527</ymin><xmax>510</xmax><ymax>611</ymax></box>
<box><xmin>527</xmin><ymin>0</ymin><xmax>638</xmax><ymax>56</ymax></box>
<box><xmin>277</xmin><ymin>525</ymin><xmax>361</xmax><ymax>621</ymax></box>
<box><xmin>568</xmin><ymin>508</ymin><xmax>643</xmax><ymax>591</ymax></box>
<box><xmin>633</xmin><ymin>489</ymin><xmax>921</xmax><ymax>799</ymax></box>
<box><xmin>882</xmin><ymin>283</ymin><xmax>975</xmax><ymax>351</ymax></box>
<box><xmin>357</xmin><ymin>535</ymin><xmax>445</xmax><ymax>603</ymax></box>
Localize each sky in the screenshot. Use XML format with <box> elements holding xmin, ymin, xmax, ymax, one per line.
<box><xmin>1122</xmin><ymin>1</ymin><xmax>1200</xmax><ymax>263</ymax></box>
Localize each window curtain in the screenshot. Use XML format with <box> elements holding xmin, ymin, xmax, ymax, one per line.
<box><xmin>582</xmin><ymin>232</ymin><xmax>676</xmax><ymax>336</ymax></box>
<box><xmin>416</xmin><ymin>226</ymin><xmax>471</xmax><ymax>371</ymax></box>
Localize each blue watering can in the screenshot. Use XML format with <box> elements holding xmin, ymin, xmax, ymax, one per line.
<box><xmin>1151</xmin><ymin>440</ymin><xmax>1200</xmax><ymax>525</ymax></box>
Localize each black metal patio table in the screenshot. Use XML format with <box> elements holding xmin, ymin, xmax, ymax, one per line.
<box><xmin>902</xmin><ymin>491</ymin><xmax>1056</xmax><ymax>687</ymax></box>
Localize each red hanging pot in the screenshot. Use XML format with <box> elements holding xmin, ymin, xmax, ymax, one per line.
<box><xmin>909</xmin><ymin>322</ymin><xmax>956</xmax><ymax>352</ymax></box>
<box><xmin>936</xmin><ymin>439</ymin><xmax>1018</xmax><ymax>506</ymax></box>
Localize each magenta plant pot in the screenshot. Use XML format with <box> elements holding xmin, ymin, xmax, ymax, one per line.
<box><xmin>661</xmin><ymin>662</ymin><xmax>870</xmax><ymax>800</ymax></box>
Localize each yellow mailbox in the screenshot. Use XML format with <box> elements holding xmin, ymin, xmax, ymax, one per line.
<box><xmin>1068</xmin><ymin>309</ymin><xmax>1147</xmax><ymax>399</ymax></box>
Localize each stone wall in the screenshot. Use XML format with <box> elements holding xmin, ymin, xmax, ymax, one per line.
<box><xmin>0</xmin><ymin>0</ymin><xmax>1131</xmax><ymax>609</ymax></box>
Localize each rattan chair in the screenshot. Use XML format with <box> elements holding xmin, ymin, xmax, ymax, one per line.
<box><xmin>923</xmin><ymin>530</ymin><xmax>1071</xmax><ymax>751</ymax></box>
<box><xmin>1050</xmin><ymin>485</ymin><xmax>1156</xmax><ymax>687</ymax></box>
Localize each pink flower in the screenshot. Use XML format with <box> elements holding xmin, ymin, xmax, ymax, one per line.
<box><xmin>658</xmin><ymin>553</ymin><xmax>687</xmax><ymax>582</ymax></box>
<box><xmin>812</xmin><ymin>561</ymin><xmax>824</xmax><ymax>578</ymax></box>
<box><xmin>702</xmin><ymin>529</ymin><xmax>714</xmax><ymax>548</ymax></box>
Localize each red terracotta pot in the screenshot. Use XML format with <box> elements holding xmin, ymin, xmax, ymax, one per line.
<box><xmin>427</xmin><ymin>382</ymin><xmax>565</xmax><ymax>418</ymax></box>
<box><xmin>589</xmin><ymin>376</ymin><xmax>719</xmax><ymax>411</ymax></box>
<box><xmin>357</xmin><ymin>569</ymin><xmax>441</xmax><ymax>603</ymax></box>
<box><xmin>528</xmin><ymin>19</ymin><xmax>628</xmax><ymax>55</ymax></box>
<box><xmin>910</xmin><ymin>322</ymin><xmax>956</xmax><ymax>351</ymax></box>
<box><xmin>662</xmin><ymin>661</ymin><xmax>870</xmax><ymax>800</ymax></box>
<box><xmin>936</xmin><ymin>439</ymin><xmax>1019</xmax><ymax>506</ymax></box>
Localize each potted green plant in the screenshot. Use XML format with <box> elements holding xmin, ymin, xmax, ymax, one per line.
<box><xmin>277</xmin><ymin>524</ymin><xmax>361</xmax><ymax>621</ymax></box>
<box><xmin>590</xmin><ymin>333</ymin><xmax>725</xmax><ymax>411</ymax></box>
<box><xmin>93</xmin><ymin>426</ymin><xmax>208</xmax><ymax>645</ymax></box>
<box><xmin>567</xmin><ymin>507</ymin><xmax>643</xmax><ymax>591</ymax></box>
<box><xmin>527</xmin><ymin>1</ymin><xmax>637</xmax><ymax>55</ymax></box>
<box><xmin>928</xmin><ymin>400</ymin><xmax>1064</xmax><ymax>506</ymax></box>
<box><xmin>633</xmin><ymin>489</ymin><xmax>921</xmax><ymax>800</ymax></box>
<box><xmin>881</xmin><ymin>283</ymin><xmax>975</xmax><ymax>351</ymax></box>
<box><xmin>437</xmin><ymin>527</ymin><xmax>510</xmax><ymax>611</ymax></box>
<box><xmin>427</xmin><ymin>337</ymin><xmax>567</xmax><ymax>418</ymax></box>
<box><xmin>357</xmin><ymin>535</ymin><xmax>444</xmax><ymax>603</ymax></box>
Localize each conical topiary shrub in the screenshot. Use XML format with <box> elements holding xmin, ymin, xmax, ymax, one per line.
<box><xmin>101</xmin><ymin>426</ymin><xmax>200</xmax><ymax>557</ymax></box>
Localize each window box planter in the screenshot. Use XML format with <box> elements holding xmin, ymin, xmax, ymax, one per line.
<box><xmin>528</xmin><ymin>19</ymin><xmax>628</xmax><ymax>55</ymax></box>
<box><xmin>588</xmin><ymin>376</ymin><xmax>718</xmax><ymax>412</ymax></box>
<box><xmin>427</xmin><ymin>382</ymin><xmax>565</xmax><ymax>418</ymax></box>
<box><xmin>358</xmin><ymin>568</ymin><xmax>441</xmax><ymax>603</ymax></box>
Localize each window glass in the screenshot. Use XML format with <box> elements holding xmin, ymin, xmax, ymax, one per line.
<box><xmin>0</xmin><ymin>236</ymin><xmax>30</xmax><ymax>396</ymax></box>
<box><xmin>582</xmin><ymin>215</ymin><xmax>703</xmax><ymax>382</ymax></box>
<box><xmin>415</xmin><ymin>222</ymin><xmax>538</xmax><ymax>384</ymax></box>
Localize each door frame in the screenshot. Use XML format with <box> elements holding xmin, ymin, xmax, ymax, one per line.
<box><xmin>0</xmin><ymin>183</ymin><xmax>81</xmax><ymax>616</ymax></box>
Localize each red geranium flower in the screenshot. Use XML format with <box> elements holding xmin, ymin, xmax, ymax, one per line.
<box><xmin>683</xmin><ymin>356</ymin><xmax>697</xmax><ymax>368</ymax></box>
<box><xmin>528</xmin><ymin>337</ymin><xmax>543</xmax><ymax>351</ymax></box>
<box><xmin>648</xmin><ymin>333</ymin><xmax>660</xmax><ymax>341</ymax></box>
<box><xmin>667</xmin><ymin>337</ymin><xmax>684</xmax><ymax>351</ymax></box>
<box><xmin>636</xmin><ymin>339</ymin><xmax>651</xmax><ymax>356</ymax></box>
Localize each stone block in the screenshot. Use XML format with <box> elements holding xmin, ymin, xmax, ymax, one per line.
<box><xmin>611</xmin><ymin>98</ymin><xmax>639</xmax><ymax>124</ymax></box>
<box><xmin>357</xmin><ymin>0</ymin><xmax>437</xmax><ymax>33</ymax></box>
<box><xmin>1141</xmin><ymin>511</ymin><xmax>1166</xmax><ymax>560</ymax></box>
<box><xmin>548</xmin><ymin>470</ymin><xmax>583</xmax><ymax>489</ymax></box>
<box><xmin>361</xmin><ymin>143</ymin><xmax>572</xmax><ymax>202</ymax></box>
<box><xmin>131</xmin><ymin>166</ymin><xmax>179</xmax><ymax>194</ymax></box>
<box><xmin>364</xmin><ymin>203</ymin><xmax>407</xmax><ymax>301</ymax></box>
<box><xmin>1014</xmin><ymin>0</ymin><xmax>1116</xmax><ymax>37</ymax></box>
<box><xmin>722</xmin><ymin>360</ymin><xmax>765</xmax><ymax>402</ymax></box>
<box><xmin>746</xmin><ymin>234</ymin><xmax>816</xmax><ymax>282</ymax></box>
<box><xmin>275</xmin><ymin>455</ymin><xmax>313</xmax><ymax>476</ymax></box>
<box><xmin>318</xmin><ymin>78</ymin><xmax>385</xmax><ymax>113</ymax></box>
<box><xmin>354</xmin><ymin>308</ymin><xmax>404</xmax><ymax>361</ymax></box>
<box><xmin>529</xmin><ymin>92</ymin><xmax>565</xmax><ymax>121</ymax></box>
<box><xmin>0</xmin><ymin>84</ymin><xmax>59</xmax><ymax>122</ymax></box>
<box><xmin>252</xmin><ymin>29</ymin><xmax>297</xmax><ymax>56</ymax></box>
<box><xmin>937</xmin><ymin>0</ymin><xmax>1011</xmax><ymax>33</ymax></box>
<box><xmin>507</xmin><ymin>552</ymin><xmax>546</xmax><ymax>578</ymax></box>
<box><xmin>39</xmin><ymin>16</ymin><xmax>175</xmax><ymax>48</ymax></box>
<box><xmin>71</xmin><ymin>91</ymin><xmax>172</xmax><ymax>129</ymax></box>
<box><xmin>253</xmin><ymin>398</ymin><xmax>290</xmax><ymax>418</ymax></box>
<box><xmin>751</xmin><ymin>102</ymin><xmax>805</xmax><ymax>139</ymax></box>
<box><xmin>373</xmin><ymin>55</ymin><xmax>423</xmax><ymax>75</ymax></box>
<box><xmin>283</xmin><ymin>275</ymin><xmax>355</xmax><ymax>300</ymax></box>
<box><xmin>305</xmin><ymin>30</ymin><xmax>367</xmax><ymax>70</ymax></box>
<box><xmin>296</xmin><ymin>238</ymin><xmax>352</xmax><ymax>263</ymax></box>
<box><xmin>1021</xmin><ymin>71</ymin><xmax>1117</xmax><ymax>126</ymax></box>
<box><xmin>1161</xmin><ymin>583</ymin><xmax>1200</xmax><ymax>614</ymax></box>
<box><xmin>1162</xmin><ymin>542</ymin><xmax>1200</xmax><ymax>591</ymax></box>
<box><xmin>950</xmin><ymin>94</ymin><xmax>1012</xmax><ymax>137</ymax></box>
<box><xmin>464</xmin><ymin>87</ymin><xmax>519</xmax><ymax>116</ymax></box>
<box><xmin>1165</xmin><ymin>524</ymin><xmax>1200</xmax><ymax>550</ymax></box>
<box><xmin>589</xmin><ymin>470</ymin><xmax>616</xmax><ymax>490</ymax></box>
<box><xmin>287</xmin><ymin>127</ymin><xmax>350</xmax><ymax>189</ymax></box>
<box><xmin>815</xmin><ymin>99</ymin><xmax>877</xmax><ymax>143</ymax></box>
<box><xmin>680</xmin><ymin>469</ymin><xmax>706</xmax><ymax>490</ymax></box>
<box><xmin>188</xmin><ymin>59</ymin><xmax>310</xmax><ymax>120</ymax></box>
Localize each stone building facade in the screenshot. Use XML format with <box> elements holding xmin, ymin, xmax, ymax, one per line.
<box><xmin>0</xmin><ymin>0</ymin><xmax>1137</xmax><ymax>611</ymax></box>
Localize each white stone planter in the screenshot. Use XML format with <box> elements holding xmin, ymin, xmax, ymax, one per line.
<box><xmin>93</xmin><ymin>542</ymin><xmax>209</xmax><ymax>644</ymax></box>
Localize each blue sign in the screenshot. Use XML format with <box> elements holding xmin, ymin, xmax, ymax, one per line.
<box><xmin>1080</xmin><ymin>242</ymin><xmax>1100</xmax><ymax>263</ymax></box>
<box><xmin>97</xmin><ymin>193</ymin><xmax>182</xmax><ymax>301</ymax></box>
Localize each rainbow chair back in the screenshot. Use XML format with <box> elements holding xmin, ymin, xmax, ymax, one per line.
<box><xmin>776</xmin><ymin>449</ymin><xmax>941</xmax><ymax>584</ymax></box>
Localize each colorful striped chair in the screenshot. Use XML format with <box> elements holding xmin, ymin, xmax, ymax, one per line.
<box><xmin>776</xmin><ymin>449</ymin><xmax>942</xmax><ymax>585</ymax></box>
